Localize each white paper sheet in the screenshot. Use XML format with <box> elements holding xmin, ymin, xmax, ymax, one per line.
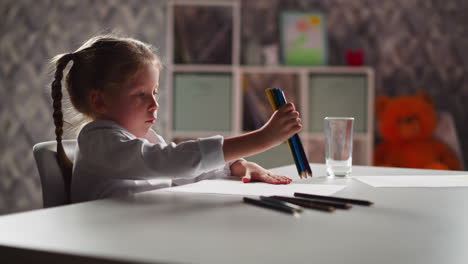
<box><xmin>354</xmin><ymin>175</ymin><xmax>468</xmax><ymax>187</ymax></box>
<box><xmin>164</xmin><ymin>179</ymin><xmax>345</xmax><ymax>196</ymax></box>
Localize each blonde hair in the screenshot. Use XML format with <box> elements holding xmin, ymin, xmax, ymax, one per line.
<box><xmin>50</xmin><ymin>35</ymin><xmax>161</xmax><ymax>202</ymax></box>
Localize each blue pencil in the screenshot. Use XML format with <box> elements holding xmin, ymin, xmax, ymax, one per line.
<box><xmin>272</xmin><ymin>88</ymin><xmax>306</xmax><ymax>177</ymax></box>
<box><xmin>273</xmin><ymin>88</ymin><xmax>312</xmax><ymax>178</ymax></box>
<box><xmin>265</xmin><ymin>88</ymin><xmax>312</xmax><ymax>178</ymax></box>
<box><xmin>276</xmin><ymin>89</ymin><xmax>312</xmax><ymax>177</ymax></box>
<box><xmin>267</xmin><ymin>89</ymin><xmax>304</xmax><ymax>176</ymax></box>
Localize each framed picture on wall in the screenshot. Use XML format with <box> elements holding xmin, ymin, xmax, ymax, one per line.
<box><xmin>280</xmin><ymin>12</ymin><xmax>327</xmax><ymax>66</ymax></box>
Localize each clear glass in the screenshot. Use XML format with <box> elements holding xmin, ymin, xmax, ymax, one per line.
<box><xmin>324</xmin><ymin>117</ymin><xmax>354</xmax><ymax>177</ymax></box>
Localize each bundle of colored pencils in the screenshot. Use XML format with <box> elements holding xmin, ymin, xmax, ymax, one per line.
<box><xmin>265</xmin><ymin>88</ymin><xmax>312</xmax><ymax>178</ymax></box>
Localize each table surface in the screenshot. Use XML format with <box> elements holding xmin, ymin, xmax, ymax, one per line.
<box><xmin>0</xmin><ymin>164</ymin><xmax>467</xmax><ymax>264</ymax></box>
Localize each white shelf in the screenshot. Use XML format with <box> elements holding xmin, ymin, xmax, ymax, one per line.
<box><xmin>166</xmin><ymin>0</ymin><xmax>375</xmax><ymax>167</ymax></box>
<box><xmin>173</xmin><ymin>65</ymin><xmax>235</xmax><ymax>72</ymax></box>
<box><xmin>240</xmin><ymin>66</ymin><xmax>373</xmax><ymax>74</ymax></box>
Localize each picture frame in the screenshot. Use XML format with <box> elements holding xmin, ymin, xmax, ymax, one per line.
<box><xmin>280</xmin><ymin>11</ymin><xmax>328</xmax><ymax>66</ymax></box>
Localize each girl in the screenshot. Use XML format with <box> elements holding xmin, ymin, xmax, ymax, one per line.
<box><xmin>50</xmin><ymin>35</ymin><xmax>302</xmax><ymax>203</ymax></box>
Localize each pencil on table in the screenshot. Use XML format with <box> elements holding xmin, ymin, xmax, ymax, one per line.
<box><xmin>270</xmin><ymin>195</ymin><xmax>351</xmax><ymax>210</ymax></box>
<box><xmin>243</xmin><ymin>197</ymin><xmax>300</xmax><ymax>215</ymax></box>
<box><xmin>259</xmin><ymin>196</ymin><xmax>304</xmax><ymax>213</ymax></box>
<box><xmin>269</xmin><ymin>196</ymin><xmax>337</xmax><ymax>212</ymax></box>
<box><xmin>294</xmin><ymin>192</ymin><xmax>374</xmax><ymax>206</ymax></box>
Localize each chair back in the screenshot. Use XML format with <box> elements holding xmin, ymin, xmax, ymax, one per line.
<box><xmin>434</xmin><ymin>111</ymin><xmax>465</xmax><ymax>170</ymax></box>
<box><xmin>33</xmin><ymin>140</ymin><xmax>77</xmax><ymax>208</ymax></box>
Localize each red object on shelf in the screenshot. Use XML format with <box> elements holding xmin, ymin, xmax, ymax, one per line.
<box><xmin>346</xmin><ymin>50</ymin><xmax>364</xmax><ymax>66</ymax></box>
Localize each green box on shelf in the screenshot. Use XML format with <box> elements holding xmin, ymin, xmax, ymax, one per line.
<box><xmin>173</xmin><ymin>73</ymin><xmax>232</xmax><ymax>132</ymax></box>
<box><xmin>308</xmin><ymin>74</ymin><xmax>368</xmax><ymax>133</ymax></box>
<box><xmin>245</xmin><ymin>142</ymin><xmax>294</xmax><ymax>169</ymax></box>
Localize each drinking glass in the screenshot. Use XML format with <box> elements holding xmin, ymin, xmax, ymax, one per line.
<box><xmin>324</xmin><ymin>117</ymin><xmax>354</xmax><ymax>177</ymax></box>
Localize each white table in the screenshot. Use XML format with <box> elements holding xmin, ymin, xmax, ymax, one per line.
<box><xmin>0</xmin><ymin>164</ymin><xmax>467</xmax><ymax>264</ymax></box>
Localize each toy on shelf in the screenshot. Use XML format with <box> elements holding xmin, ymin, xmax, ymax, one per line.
<box><xmin>374</xmin><ymin>92</ymin><xmax>462</xmax><ymax>170</ymax></box>
<box><xmin>345</xmin><ymin>49</ymin><xmax>364</xmax><ymax>66</ymax></box>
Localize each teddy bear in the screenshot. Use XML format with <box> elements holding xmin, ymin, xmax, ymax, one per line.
<box><xmin>374</xmin><ymin>92</ymin><xmax>462</xmax><ymax>170</ymax></box>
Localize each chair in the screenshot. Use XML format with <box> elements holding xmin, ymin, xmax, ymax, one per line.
<box><xmin>434</xmin><ymin>111</ymin><xmax>465</xmax><ymax>170</ymax></box>
<box><xmin>32</xmin><ymin>140</ymin><xmax>77</xmax><ymax>208</ymax></box>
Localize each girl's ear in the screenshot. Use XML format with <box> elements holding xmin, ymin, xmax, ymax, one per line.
<box><xmin>90</xmin><ymin>90</ymin><xmax>108</xmax><ymax>114</ymax></box>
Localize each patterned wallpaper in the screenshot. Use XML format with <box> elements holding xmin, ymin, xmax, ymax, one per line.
<box><xmin>0</xmin><ymin>0</ymin><xmax>167</xmax><ymax>214</ymax></box>
<box><xmin>1</xmin><ymin>0</ymin><xmax>467</xmax><ymax>214</ymax></box>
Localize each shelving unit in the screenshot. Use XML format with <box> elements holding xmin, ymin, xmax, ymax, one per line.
<box><xmin>166</xmin><ymin>0</ymin><xmax>375</xmax><ymax>169</ymax></box>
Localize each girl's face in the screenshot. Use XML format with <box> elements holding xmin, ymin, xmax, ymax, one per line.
<box><xmin>103</xmin><ymin>64</ymin><xmax>160</xmax><ymax>138</ymax></box>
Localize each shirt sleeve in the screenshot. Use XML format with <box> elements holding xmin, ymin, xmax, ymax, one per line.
<box><xmin>171</xmin><ymin>158</ymin><xmax>245</xmax><ymax>186</ymax></box>
<box><xmin>79</xmin><ymin>129</ymin><xmax>226</xmax><ymax>180</ymax></box>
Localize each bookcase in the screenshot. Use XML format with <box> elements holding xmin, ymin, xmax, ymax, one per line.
<box><xmin>165</xmin><ymin>0</ymin><xmax>375</xmax><ymax>169</ymax></box>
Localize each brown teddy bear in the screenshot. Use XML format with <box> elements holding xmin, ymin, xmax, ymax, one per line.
<box><xmin>374</xmin><ymin>92</ymin><xmax>462</xmax><ymax>170</ymax></box>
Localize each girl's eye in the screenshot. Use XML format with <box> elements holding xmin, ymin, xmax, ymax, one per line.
<box><xmin>138</xmin><ymin>92</ymin><xmax>146</xmax><ymax>97</ymax></box>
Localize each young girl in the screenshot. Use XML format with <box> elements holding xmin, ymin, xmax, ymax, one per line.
<box><xmin>50</xmin><ymin>35</ymin><xmax>302</xmax><ymax>203</ymax></box>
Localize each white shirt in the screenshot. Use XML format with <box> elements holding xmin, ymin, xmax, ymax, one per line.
<box><xmin>71</xmin><ymin>120</ymin><xmax>233</xmax><ymax>203</ymax></box>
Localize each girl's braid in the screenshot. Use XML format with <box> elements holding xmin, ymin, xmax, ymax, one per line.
<box><xmin>51</xmin><ymin>53</ymin><xmax>74</xmax><ymax>203</ymax></box>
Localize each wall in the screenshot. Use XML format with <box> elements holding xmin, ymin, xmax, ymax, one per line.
<box><xmin>242</xmin><ymin>0</ymin><xmax>468</xmax><ymax>164</ymax></box>
<box><xmin>0</xmin><ymin>0</ymin><xmax>167</xmax><ymax>214</ymax></box>
<box><xmin>1</xmin><ymin>0</ymin><xmax>467</xmax><ymax>214</ymax></box>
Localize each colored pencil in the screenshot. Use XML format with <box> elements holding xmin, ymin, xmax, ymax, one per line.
<box><xmin>273</xmin><ymin>88</ymin><xmax>310</xmax><ymax>177</ymax></box>
<box><xmin>269</xmin><ymin>196</ymin><xmax>336</xmax><ymax>212</ymax></box>
<box><xmin>267</xmin><ymin>88</ymin><xmax>305</xmax><ymax>176</ymax></box>
<box><xmin>243</xmin><ymin>197</ymin><xmax>300</xmax><ymax>215</ymax></box>
<box><xmin>259</xmin><ymin>196</ymin><xmax>304</xmax><ymax>212</ymax></box>
<box><xmin>271</xmin><ymin>195</ymin><xmax>351</xmax><ymax>210</ymax></box>
<box><xmin>265</xmin><ymin>88</ymin><xmax>312</xmax><ymax>178</ymax></box>
<box><xmin>266</xmin><ymin>89</ymin><xmax>303</xmax><ymax>176</ymax></box>
<box><xmin>294</xmin><ymin>193</ymin><xmax>374</xmax><ymax>206</ymax></box>
<box><xmin>267</xmin><ymin>88</ymin><xmax>305</xmax><ymax>177</ymax></box>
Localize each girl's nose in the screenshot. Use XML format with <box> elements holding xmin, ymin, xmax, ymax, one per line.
<box><xmin>148</xmin><ymin>95</ymin><xmax>158</xmax><ymax>111</ymax></box>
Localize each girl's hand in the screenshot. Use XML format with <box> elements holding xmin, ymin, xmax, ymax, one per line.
<box><xmin>230</xmin><ymin>160</ymin><xmax>292</xmax><ymax>185</ymax></box>
<box><xmin>260</xmin><ymin>103</ymin><xmax>302</xmax><ymax>147</ymax></box>
<box><xmin>222</xmin><ymin>103</ymin><xmax>301</xmax><ymax>163</ymax></box>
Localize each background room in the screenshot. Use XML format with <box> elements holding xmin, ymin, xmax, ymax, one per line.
<box><xmin>1</xmin><ymin>0</ymin><xmax>467</xmax><ymax>215</ymax></box>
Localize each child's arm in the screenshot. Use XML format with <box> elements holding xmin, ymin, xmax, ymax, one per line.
<box><xmin>223</xmin><ymin>102</ymin><xmax>301</xmax><ymax>163</ymax></box>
